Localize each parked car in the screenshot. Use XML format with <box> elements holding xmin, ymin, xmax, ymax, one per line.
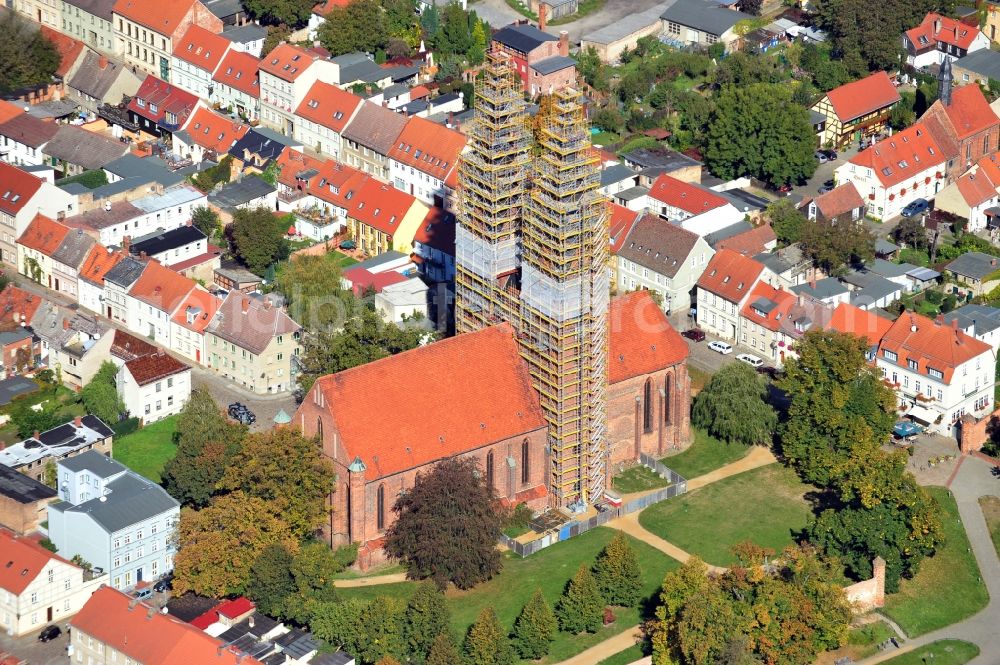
<box><xmin>228</xmin><ymin>402</ymin><xmax>256</xmax><ymax>425</ymax></box>
<box><xmin>708</xmin><ymin>340</ymin><xmax>733</xmax><ymax>354</ymax></box>
<box><xmin>736</xmin><ymin>353</ymin><xmax>764</xmax><ymax>368</ymax></box>
<box><xmin>901</xmin><ymin>198</ymin><xmax>930</xmax><ymax>218</ymax></box>
<box><xmin>38</xmin><ymin>625</ymin><xmax>61</xmax><ymax>642</ymax></box>
<box><xmin>822</xmin><ymin>149</ymin><xmax>838</xmax><ymax>160</ymax></box>
<box><xmin>681</xmin><ymin>328</ymin><xmax>706</xmax><ymax>342</ymax></box>
<box><xmin>815</xmin><ymin>151</ymin><xmax>829</xmax><ymax>164</ymax></box>
<box><xmin>133</xmin><ymin>586</ymin><xmax>153</xmax><ymax>600</ymax></box>
<box><xmin>153</xmin><ymin>574</ymin><xmax>174</xmax><ymax>593</ymax></box>
<box><xmin>777</xmin><ymin>183</ymin><xmax>793</xmax><ymax>193</ymax></box>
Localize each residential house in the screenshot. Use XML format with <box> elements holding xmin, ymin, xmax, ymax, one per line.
<box><xmin>227</xmin><ymin>126</ymin><xmax>300</xmax><ymax>172</ymax></box>
<box><xmin>125</xmin><ymin>259</ymin><xmax>196</xmax><ymax>346</ymax></box>
<box><xmin>17</xmin><ymin>213</ymin><xmax>70</xmax><ymax>291</ymax></box>
<box><xmin>953</xmin><ymin>48</ymin><xmax>1000</xmax><ymax>86</ymax></box>
<box><xmin>0</xmin><ymin>284</ymin><xmax>44</xmax><ymax>333</ymax></box>
<box><xmin>615</xmin><ymin>213</ymin><xmax>714</xmax><ymax>313</ymax></box>
<box><xmin>388</xmin><ymin>115</ymin><xmax>467</xmax><ymax>208</ymax></box>
<box><xmin>40</xmin><ymin>25</ymin><xmax>88</xmax><ymax>83</ymax></box>
<box><xmin>14</xmin><ymin>0</ymin><xmax>61</xmax><ymax>29</ymax></box>
<box><xmin>102</xmin><ymin>254</ymin><xmax>147</xmax><ymax>323</ymax></box>
<box><xmin>739</xmin><ymin>282</ymin><xmax>832</xmax><ymax>365</ymax></box>
<box><xmin>825</xmin><ymin>301</ymin><xmax>894</xmax><ymax>348</ymax></box>
<box><xmin>61</xmin><ymin>184</ymin><xmax>207</xmax><ymax>247</ymax></box>
<box><xmin>715</xmin><ymin>223</ymin><xmax>777</xmax><ymax>256</ymax></box>
<box><xmin>346</xmin><ymin>178</ymin><xmax>430</xmax><ymax>256</ymax></box>
<box><xmin>754</xmin><ymin>244</ymin><xmax>822</xmax><ymax>288</ymax></box>
<box><xmin>836</xmin><ymin>121</ymin><xmax>947</xmax><ymax>221</ymax></box>
<box><xmin>129</xmin><ymin>225</ymin><xmax>207</xmax><ymax>268</ymax></box>
<box><xmin>70</xmin><ymin>587</ymin><xmax>265</xmax><ymax>665</ymax></box>
<box><xmin>601</xmin><ymin>163</ymin><xmax>640</xmax><ymax>198</ymax></box>
<box><xmin>811</xmin><ymin>72</ymin><xmax>901</xmax><ymax>149</ymax></box>
<box><xmin>41</xmin><ymin>125</ymin><xmax>129</xmax><ymax>177</ymax></box>
<box><xmin>118</xmin><ymin>350</ymin><xmax>191</xmax><ymax>423</ymax></box>
<box><xmin>0</xmin><ymin>531</ymin><xmax>106</xmax><ymax>637</ymax></box>
<box><xmin>868</xmin><ymin>258</ymin><xmax>921</xmax><ymax>292</ymax></box>
<box><xmin>411</xmin><ymin>206</ymin><xmax>456</xmax><ymax>284</ymax></box>
<box><xmin>170</xmin><ymin>24</ymin><xmax>231</xmax><ymax>100</ymax></box>
<box><xmin>945</xmin><ymin>251</ymin><xmax>1000</xmax><ymax>296</ymax></box>
<box><xmin>904</xmin><ymin>13</ymin><xmax>989</xmax><ymax>69</ymax></box>
<box><xmin>48</xmin><ymin>451</ymin><xmax>179</xmax><ymax>590</ymax></box>
<box><xmin>205</xmin><ymin>291</ymin><xmax>301</xmax><ymax>394</ymax></box>
<box><xmin>790</xmin><ymin>277</ymin><xmax>850</xmax><ymax>306</ymax></box>
<box><xmin>921</xmin><ymin>76</ymin><xmax>1000</xmax><ymax>179</ymax></box>
<box><xmin>50</xmin><ymin>227</ymin><xmax>97</xmax><ymax>301</ymax></box>
<box><xmin>341</xmin><ymin>102</ymin><xmax>408</xmax><ymax>180</ymax></box>
<box><xmin>258</xmin><ymin>43</ymin><xmax>334</xmax><ymax>136</ymax></box>
<box><xmin>208</xmin><ymin>174</ymin><xmax>277</xmax><ymax>214</ymax></box>
<box><xmin>172</xmin><ymin>106</ymin><xmax>248</xmax><ymax>164</ymax></box>
<box><xmin>211</xmin><ymin>48</ymin><xmax>261</xmax><ymax>121</ymax></box>
<box><xmin>943</xmin><ymin>304</ymin><xmax>1000</xmax><ymax>351</ymax></box>
<box><xmin>620</xmin><ymin>148</ymin><xmax>702</xmax><ymax>186</ymax></box>
<box><xmin>490</xmin><ymin>23</ymin><xmax>576</xmax><ymax>95</ymax></box>
<box><xmin>126</xmin><ymin>75</ymin><xmax>202</xmax><ymax>139</ymax></box>
<box><xmin>326</xmin><ymin>51</ymin><xmax>394</xmax><ymax>90</ymax></box>
<box><xmin>0</xmin><ymin>463</ymin><xmax>57</xmax><ymax>534</ymax></box>
<box><xmin>272</xmin><ymin>147</ymin><xmax>324</xmax><ymax>212</ymax></box>
<box><xmin>660</xmin><ymin>0</ymin><xmax>753</xmax><ymax>51</ymax></box>
<box><xmin>842</xmin><ymin>270</ymin><xmax>904</xmax><ymax>310</ymax></box>
<box><xmin>213</xmin><ymin>259</ymin><xmax>260</xmax><ymax>292</ymax></box>
<box><xmin>307</xmin><ymin>0</ymin><xmax>351</xmax><ymax>40</ymax></box>
<box><xmin>695</xmin><ymin>248</ymin><xmax>771</xmax><ymax>340</ymax></box>
<box><xmin>0</xmin><ymin>415</ymin><xmax>113</xmax><ymax>484</ymax></box>
<box><xmin>76</xmin><ymin>244</ymin><xmax>126</xmax><ymax>315</ymax></box>
<box><xmin>802</xmin><ymin>182</ymin><xmax>867</xmax><ymax>223</ymax></box>
<box><xmin>61</xmin><ymin>0</ymin><xmax>116</xmax><ymax>54</ymax></box>
<box><xmin>112</xmin><ymin>0</ymin><xmax>223</xmax><ymax>80</ymax></box>
<box><xmin>201</xmin><ymin>0</ymin><xmax>246</xmax><ymax>27</ymax></box>
<box><xmin>169</xmin><ymin>287</ymin><xmax>220</xmax><ymax>364</ymax></box>
<box><xmin>936</xmin><ymin>152</ymin><xmax>1000</xmax><ymax>231</ymax></box>
<box><xmin>66</xmin><ymin>51</ymin><xmax>143</xmax><ymax>115</ymax></box>
<box><xmin>646</xmin><ymin>174</ymin><xmax>745</xmax><ymax>236</ymax></box>
<box><xmin>292</xmin><ymin>80</ymin><xmax>362</xmax><ymax>160</ymax></box>
<box><xmin>876</xmin><ymin>311</ymin><xmax>996</xmax><ymax>436</ymax></box>
<box><xmin>0</xmin><ymin>113</ymin><xmax>59</xmax><ymax>167</ymax></box>
<box><xmin>34</xmin><ymin>308</ymin><xmax>113</xmax><ymax>389</ymax></box>
<box><xmin>220</xmin><ymin>23</ymin><xmax>266</xmax><ymax>57</ymax></box>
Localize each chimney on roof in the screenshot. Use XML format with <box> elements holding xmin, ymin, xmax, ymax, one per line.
<box><xmin>809</xmin><ymin>278</ymin><xmax>816</xmax><ymax>289</ymax></box>
<box><xmin>248</xmin><ymin>615</ymin><xmax>255</xmax><ymax>628</ymax></box>
<box><xmin>129</xmin><ymin>597</ymin><xmax>140</xmax><ymax>610</ymax></box>
<box><xmin>63</xmin><ymin>318</ymin><xmax>69</xmax><ymax>331</ymax></box>
<box><xmin>538</xmin><ymin>2</ymin><xmax>546</xmax><ymax>32</ymax></box>
<box><xmin>313</xmin><ymin>40</ymin><xmax>320</xmax><ymax>49</ymax></box>
<box><xmin>935</xmin><ymin>314</ymin><xmax>944</xmax><ymax>325</ymax></box>
<box><xmin>559</xmin><ymin>31</ymin><xmax>569</xmax><ymax>57</ymax></box>
<box><xmin>74</xmin><ymin>416</ymin><xmax>82</xmax><ymax>427</ymax></box>
<box><xmin>33</xmin><ymin>430</ymin><xmax>39</xmax><ymax>440</ymax></box>
<box><xmin>99</xmin><ymin>54</ymin><xmax>108</xmax><ymax>70</ymax></box>
<box><xmin>123</xmin><ymin>236</ymin><xmax>131</xmax><ymax>252</ymax></box>
<box><xmin>140</xmin><ymin>251</ymin><xmax>147</xmax><ymax>259</ymax></box>
<box><xmin>147</xmin><ymin>606</ymin><xmax>155</xmax><ymax>619</ymax></box>
<box><xmin>953</xmin><ymin>318</ymin><xmax>959</xmax><ymax>330</ymax></box>
<box><xmin>993</xmin><ymin>258</ymin><xmax>998</xmax><ymax>267</ymax></box>
<box><xmin>241</xmin><ymin>297</ymin><xmax>249</xmax><ymax>314</ymax></box>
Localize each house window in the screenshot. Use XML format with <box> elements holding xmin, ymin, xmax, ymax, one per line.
<box><xmin>316</xmin><ymin>417</ymin><xmax>323</xmax><ymax>441</ymax></box>
<box><xmin>884</xmin><ymin>350</ymin><xmax>898</xmax><ymax>362</ymax></box>
<box><xmin>521</xmin><ymin>439</ymin><xmax>529</xmax><ymax>484</ymax></box>
<box><xmin>643</xmin><ymin>378</ymin><xmax>653</xmax><ymax>433</ymax></box>
<box><xmin>376</xmin><ymin>484</ymin><xmax>385</xmax><ymax>530</ymax></box>
<box><xmin>30</xmin><ymin>592</ymin><xmax>37</xmax><ymax>604</ymax></box>
<box><xmin>664</xmin><ymin>374</ymin><xmax>672</xmax><ymax>424</ymax></box>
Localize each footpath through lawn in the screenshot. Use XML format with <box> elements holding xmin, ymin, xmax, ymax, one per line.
<box><xmin>659</xmin><ymin>428</ymin><xmax>750</xmax><ymax>480</ymax></box>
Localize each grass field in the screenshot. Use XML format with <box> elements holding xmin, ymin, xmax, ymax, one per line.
<box><xmin>338</xmin><ymin>527</ymin><xmax>679</xmax><ymax>664</ymax></box>
<box><xmin>612</xmin><ymin>464</ymin><xmax>670</xmax><ymax>494</ymax></box>
<box><xmin>638</xmin><ymin>464</ymin><xmax>811</xmax><ymax>566</ymax></box>
<box><xmin>881</xmin><ymin>640</ymin><xmax>979</xmax><ymax>665</ymax></box>
<box><xmin>979</xmin><ymin>495</ymin><xmax>1000</xmax><ymax>559</ymax></box>
<box><xmin>660</xmin><ymin>428</ymin><xmax>752</xmax><ymax>481</ymax></box>
<box><xmin>598</xmin><ymin>643</ymin><xmax>647</xmax><ymax>665</ymax></box>
<box><xmin>329</xmin><ymin>250</ymin><xmax>358</xmax><ymax>268</ymax></box>
<box><xmin>112</xmin><ymin>416</ymin><xmax>179</xmax><ymax>482</ymax></box>
<box><xmin>884</xmin><ymin>488</ymin><xmax>988</xmax><ymax>637</ymax></box>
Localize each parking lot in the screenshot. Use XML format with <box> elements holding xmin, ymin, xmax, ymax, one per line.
<box><xmin>0</xmin><ymin>624</ymin><xmax>70</xmax><ymax>665</ymax></box>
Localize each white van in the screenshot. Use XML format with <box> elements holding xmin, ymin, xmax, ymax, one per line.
<box><xmin>708</xmin><ymin>341</ymin><xmax>733</xmax><ymax>355</ymax></box>
<box><xmin>736</xmin><ymin>353</ymin><xmax>764</xmax><ymax>367</ymax></box>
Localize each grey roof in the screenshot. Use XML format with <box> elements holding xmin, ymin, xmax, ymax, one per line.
<box><xmin>53</xmin><ymin>467</ymin><xmax>179</xmax><ymax>533</ymax></box>
<box><xmin>0</xmin><ymin>376</ymin><xmax>38</xmax><ymax>407</ymax></box>
<box><xmin>59</xmin><ymin>449</ymin><xmax>125</xmax><ymax>477</ymax></box>
<box><xmin>310</xmin><ymin>653</ymin><xmax>355</xmax><ymax>665</ymax></box>
<box><xmin>206</xmin><ymin>291</ymin><xmax>300</xmax><ymax>355</ymax></box>
<box><xmin>943</xmin><ymin>304</ymin><xmax>1000</xmax><ymax>336</ymax></box>
<box><xmin>582</xmin><ymin>2</ymin><xmax>670</xmax><ymax>45</ymax></box>
<box><xmin>946</xmin><ymin>251</ymin><xmax>1000</xmax><ymax>280</ymax></box>
<box><xmin>60</xmin><ymin>182</ymin><xmax>90</xmax><ymax>196</ymax></box>
<box><xmin>130</xmin><ymin>225</ymin><xmax>206</xmax><ymax>257</ymax></box>
<box><xmin>532</xmin><ymin>55</ymin><xmax>577</xmax><ymax>75</ymax></box>
<box><xmin>26</xmin><ymin>100</ymin><xmax>79</xmax><ymax>120</ymax></box>
<box><xmin>790</xmin><ymin>277</ymin><xmax>848</xmax><ymax>300</ymax></box>
<box><xmin>382</xmin><ymin>65</ymin><xmax>421</xmax><ymax>83</ymax></box>
<box><xmin>601</xmin><ymin>163</ymin><xmax>637</xmax><ymax>187</ymax></box>
<box><xmin>750</xmin><ymin>296</ymin><xmax>778</xmax><ymax>314</ymax></box>
<box><xmin>622</xmin><ymin>147</ymin><xmax>701</xmax><ymax>170</ymax></box>
<box><xmin>221</xmin><ymin>24</ymin><xmax>267</xmax><ymax>44</ymax></box>
<box><xmin>101</xmin><ymin>154</ymin><xmax>184</xmax><ymax>189</ymax></box>
<box><xmin>228</xmin><ymin>128</ymin><xmax>296</xmax><ymax>163</ymax></box>
<box><xmin>491</xmin><ymin>24</ymin><xmax>557</xmax><ymax>53</ymax></box>
<box><xmin>103</xmin><ymin>255</ymin><xmax>147</xmax><ymax>288</ymax></box>
<box><xmin>0</xmin><ymin>462</ymin><xmax>57</xmax><ymax>503</ymax></box>
<box><xmin>44</xmin><ymin>125</ymin><xmax>128</xmax><ymax>170</ymax></box>
<box><xmin>62</xmin><ymin>0</ymin><xmax>114</xmax><ymax>21</ymax></box>
<box><xmin>203</xmin><ymin>0</ymin><xmax>244</xmax><ymax>19</ymax></box>
<box><xmin>845</xmin><ymin>272</ymin><xmax>902</xmax><ymax>305</ymax></box>
<box><xmin>809</xmin><ymin>109</ymin><xmax>827</xmax><ymax>125</ymax></box>
<box><xmin>618</xmin><ymin>214</ymin><xmax>701</xmax><ymax>278</ymax></box>
<box><xmin>615</xmin><ymin>186</ymin><xmax>649</xmax><ymax>201</ymax></box>
<box><xmin>875</xmin><ymin>238</ymin><xmax>899</xmax><ymax>255</ymax></box>
<box><xmin>704</xmin><ymin>221</ymin><xmax>752</xmax><ymax>248</ymax></box>
<box><xmin>754</xmin><ymin>244</ymin><xmax>807</xmax><ymax>275</ymax></box>
<box><xmin>208</xmin><ymin>175</ymin><xmax>276</xmax><ymax>209</ymax></box>
<box><xmin>215</xmin><ymin>259</ymin><xmax>261</xmax><ymax>285</ymax></box>
<box><xmin>342</xmin><ymin>102</ymin><xmax>408</xmax><ymax>153</ymax></box>
<box><xmin>955</xmin><ymin>49</ymin><xmax>1000</xmax><ymax>81</ymax></box>
<box><xmin>906</xmin><ymin>266</ymin><xmax>940</xmax><ymax>281</ymax></box>
<box><xmin>868</xmin><ymin>258</ymin><xmax>917</xmax><ymax>279</ymax></box>
<box><xmin>661</xmin><ymin>0</ymin><xmax>754</xmax><ymax>36</ymax></box>
<box><xmin>331</xmin><ymin>52</ymin><xmax>387</xmax><ymax>84</ymax></box>
<box><xmin>716</xmin><ymin>188</ymin><xmax>769</xmax><ymax>213</ymax></box>
<box><xmin>0</xmin><ymin>415</ymin><xmax>113</xmax><ymax>469</ymax></box>
<box><xmin>355</xmin><ymin>250</ymin><xmax>408</xmax><ymax>271</ymax></box>
<box><xmin>51</xmin><ymin>228</ymin><xmax>97</xmax><ymax>270</ymax></box>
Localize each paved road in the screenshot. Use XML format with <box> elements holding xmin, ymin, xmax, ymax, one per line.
<box><xmin>0</xmin><ymin>625</ymin><xmax>70</xmax><ymax>665</ymax></box>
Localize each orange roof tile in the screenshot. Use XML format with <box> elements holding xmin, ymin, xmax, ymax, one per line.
<box><xmin>696</xmin><ymin>248</ymin><xmax>766</xmax><ymax>304</ymax></box>
<box><xmin>941</xmin><ymin>84</ymin><xmax>998</xmax><ymax>141</ymax></box>
<box><xmin>716</xmin><ymin>224</ymin><xmax>776</xmax><ymax>256</ymax></box>
<box><xmin>409</xmin><ymin>84</ymin><xmax>430</xmax><ymax>100</ymax></box>
<box><xmin>127</xmin><ymin>261</ymin><xmax>196</xmax><ymax>314</ymax></box>
<box><xmin>124</xmin><ymin>350</ymin><xmax>189</xmax><ymax>385</ymax></box>
<box><xmin>878</xmin><ymin>310</ymin><xmax>991</xmax><ymax>383</ymax></box>
<box><xmin>113</xmin><ymin>0</ymin><xmax>199</xmax><ymax>36</ymax></box>
<box><xmin>824</xmin><ymin>71</ymin><xmax>901</xmax><ymax>123</ymax></box>
<box><xmin>349</xmin><ymin>178</ymin><xmax>419</xmax><ymax>235</ymax></box>
<box><xmin>849</xmin><ymin>121</ymin><xmax>946</xmax><ymax>187</ymax></box>
<box><xmin>0</xmin><ymin>530</ymin><xmax>74</xmax><ymax>595</ymax></box>
<box><xmin>740</xmin><ymin>282</ymin><xmax>797</xmax><ymax>334</ymax></box>
<box><xmin>17</xmin><ymin>214</ymin><xmax>70</xmax><ymax>256</ymax></box>
<box><xmin>173</xmin><ymin>24</ymin><xmax>230</xmax><ymax>73</ymax></box>
<box><xmin>171</xmin><ymin>288</ymin><xmax>221</xmax><ymax>332</ymax></box>
<box><xmin>127</xmin><ymin>75</ymin><xmax>201</xmax><ymax>128</ymax></box>
<box><xmin>812</xmin><ymin>182</ymin><xmax>866</xmax><ymax>219</ymax></box>
<box><xmin>79</xmin><ymin>244</ymin><xmax>127</xmax><ymax>286</ymax></box>
<box><xmin>259</xmin><ymin>43</ymin><xmax>317</xmax><ymax>82</ymax></box>
<box><xmin>309</xmin><ymin>159</ymin><xmax>367</xmax><ymax>209</ymax></box>
<box><xmin>388</xmin><ymin>116</ymin><xmax>467</xmax><ymax>181</ymax></box>
<box><xmin>906</xmin><ymin>13</ymin><xmax>981</xmax><ymax>53</ymax></box>
<box><xmin>212</xmin><ymin>49</ymin><xmax>260</xmax><ymax>98</ymax></box>
<box><xmin>647</xmin><ymin>174</ymin><xmax>728</xmax><ymax>215</ymax></box>
<box><xmin>71</xmin><ymin>587</ymin><xmax>262</xmax><ymax>665</ymax></box>
<box><xmin>183</xmin><ymin>107</ymin><xmax>248</xmax><ymax>153</ymax></box>
<box><xmin>827</xmin><ymin>302</ymin><xmax>893</xmax><ymax>346</ymax></box>
<box><xmin>312</xmin><ymin>0</ymin><xmax>350</xmax><ymax>15</ymax></box>
<box><xmin>274</xmin><ymin>147</ymin><xmax>325</xmax><ymax>189</ymax></box>
<box><xmin>40</xmin><ymin>26</ymin><xmax>85</xmax><ymax>78</ymax></box>
<box><xmin>956</xmin><ymin>154</ymin><xmax>1000</xmax><ymax>206</ymax></box>
<box><xmin>0</xmin><ymin>285</ymin><xmax>43</xmax><ymax>326</ymax></box>
<box><xmin>608</xmin><ymin>291</ymin><xmax>688</xmax><ymax>383</ymax></box>
<box><xmin>608</xmin><ymin>203</ymin><xmax>641</xmax><ymax>254</ymax></box>
<box><xmin>295</xmin><ymin>80</ymin><xmax>362</xmax><ymax>133</ymax></box>
<box><xmin>0</xmin><ymin>100</ymin><xmax>23</xmax><ymax>124</ymax></box>
<box><xmin>0</xmin><ymin>163</ymin><xmax>43</xmax><ymax>218</ymax></box>
<box><xmin>306</xmin><ymin>324</ymin><xmax>547</xmax><ymax>480</ymax></box>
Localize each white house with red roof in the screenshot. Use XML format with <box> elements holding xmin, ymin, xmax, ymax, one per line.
<box><xmin>936</xmin><ymin>152</ymin><xmax>1000</xmax><ymax>230</ymax></box>
<box><xmin>289</xmin><ymin>157</ymin><xmax>367</xmax><ymax>241</ymax></box>
<box><xmin>112</xmin><ymin>0</ymin><xmax>222</xmax><ymax>81</ymax></box>
<box><xmin>258</xmin><ymin>42</ymin><xmax>335</xmax><ymax>136</ymax></box>
<box><xmin>646</xmin><ymin>173</ymin><xmax>744</xmax><ymax>237</ymax></box>
<box><xmin>307</xmin><ymin>0</ymin><xmax>350</xmax><ymax>40</ymax></box>
<box><xmin>388</xmin><ymin>115</ymin><xmax>467</xmax><ymax>208</ymax></box>
<box><xmin>904</xmin><ymin>13</ymin><xmax>989</xmax><ymax>69</ymax></box>
<box><xmin>739</xmin><ymin>282</ymin><xmax>834</xmax><ymax>365</ymax></box>
<box><xmin>876</xmin><ymin>311</ymin><xmax>996</xmax><ymax>435</ymax></box>
<box><xmin>835</xmin><ymin>121</ymin><xmax>948</xmax><ymax>220</ymax></box>
<box><xmin>811</xmin><ymin>72</ymin><xmax>902</xmax><ymax>149</ymax></box>
<box><xmin>0</xmin><ymin>530</ymin><xmax>106</xmax><ymax>637</ymax></box>
<box><xmin>172</xmin><ymin>106</ymin><xmax>248</xmax><ymax>163</ymax></box>
<box><xmin>695</xmin><ymin>248</ymin><xmax>773</xmax><ymax>341</ymax></box>
<box><xmin>211</xmin><ymin>49</ymin><xmax>261</xmax><ymax>122</ymax></box>
<box><xmin>292</xmin><ymin>80</ymin><xmax>363</xmax><ymax>160</ymax></box>
<box><xmin>170</xmin><ymin>24</ymin><xmax>232</xmax><ymax>101</ymax></box>
<box><xmin>127</xmin><ymin>75</ymin><xmax>204</xmax><ymax>139</ymax></box>
<box><xmin>0</xmin><ymin>162</ymin><xmax>75</xmax><ymax>266</ymax></box>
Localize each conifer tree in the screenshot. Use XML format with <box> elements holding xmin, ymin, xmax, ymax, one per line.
<box><xmin>426</xmin><ymin>633</ymin><xmax>461</xmax><ymax>665</ymax></box>
<box><xmin>511</xmin><ymin>588</ymin><xmax>557</xmax><ymax>659</ymax></box>
<box><xmin>556</xmin><ymin>564</ymin><xmax>605</xmax><ymax>633</ymax></box>
<box><xmin>593</xmin><ymin>533</ymin><xmax>643</xmax><ymax>607</ymax></box>
<box><xmin>403</xmin><ymin>583</ymin><xmax>450</xmax><ymax>662</ymax></box>
<box><xmin>463</xmin><ymin>607</ymin><xmax>516</xmax><ymax>665</ymax></box>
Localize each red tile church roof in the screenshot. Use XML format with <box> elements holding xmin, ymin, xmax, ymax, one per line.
<box><xmin>608</xmin><ymin>291</ymin><xmax>688</xmax><ymax>383</ymax></box>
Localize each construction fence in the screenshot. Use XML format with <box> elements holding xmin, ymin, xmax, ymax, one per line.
<box><xmin>500</xmin><ymin>454</ymin><xmax>687</xmax><ymax>558</ymax></box>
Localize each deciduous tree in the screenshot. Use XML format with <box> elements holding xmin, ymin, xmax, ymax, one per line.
<box><xmin>692</xmin><ymin>363</ymin><xmax>776</xmax><ymax>446</ymax></box>
<box><xmin>242</xmin><ymin>0</ymin><xmax>313</xmax><ymax>27</ymax></box>
<box><xmin>403</xmin><ymin>583</ymin><xmax>451</xmax><ymax>662</ymax></box>
<box><xmin>767</xmin><ymin>198</ymin><xmax>807</xmax><ymax>246</ymax></box>
<box><xmin>248</xmin><ymin>543</ymin><xmax>296</xmax><ymax>615</ymax></box>
<box><xmin>511</xmin><ymin>588</ymin><xmax>556</xmax><ymax>660</ymax></box>
<box><xmin>556</xmin><ymin>564</ymin><xmax>604</xmax><ymax>634</ymax></box>
<box><xmin>0</xmin><ymin>13</ymin><xmax>60</xmax><ymax>95</ymax></box>
<box><xmin>81</xmin><ymin>360</ymin><xmax>124</xmax><ymax>424</ymax></box>
<box><xmin>384</xmin><ymin>457</ymin><xmax>503</xmax><ymax>589</ymax></box>
<box><xmin>230</xmin><ymin>206</ymin><xmax>290</xmax><ymax>274</ymax></box>
<box><xmin>463</xmin><ymin>607</ymin><xmax>515</xmax><ymax>665</ymax></box>
<box><xmin>192</xmin><ymin>205</ymin><xmax>221</xmax><ymax>239</ymax></box>
<box><xmin>800</xmin><ymin>215</ymin><xmax>875</xmax><ymax>274</ymax></box>
<box><xmin>592</xmin><ymin>532</ymin><xmax>643</xmax><ymax>607</ymax></box>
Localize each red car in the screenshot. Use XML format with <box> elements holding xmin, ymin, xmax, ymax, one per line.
<box><xmin>681</xmin><ymin>329</ymin><xmax>706</xmax><ymax>342</ymax></box>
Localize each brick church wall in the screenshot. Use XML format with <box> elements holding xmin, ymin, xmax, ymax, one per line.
<box><xmin>607</xmin><ymin>363</ymin><xmax>691</xmax><ymax>472</ymax></box>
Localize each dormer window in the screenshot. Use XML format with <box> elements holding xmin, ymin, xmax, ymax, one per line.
<box><xmin>723</xmin><ymin>276</ymin><xmax>730</xmax><ymax>283</ymax></box>
<box><xmin>136</xmin><ymin>98</ymin><xmax>146</xmax><ymax>108</ymax></box>
<box><xmin>149</xmin><ymin>103</ymin><xmax>158</xmax><ymax>113</ymax></box>
<box><xmin>309</xmin><ymin>99</ymin><xmax>319</xmax><ymax>108</ymax></box>
<box><xmin>334</xmin><ymin>111</ymin><xmax>343</xmax><ymax>119</ymax></box>
<box><xmin>884</xmin><ymin>349</ymin><xmax>897</xmax><ymax>362</ymax></box>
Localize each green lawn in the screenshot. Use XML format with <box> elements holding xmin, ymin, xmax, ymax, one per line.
<box><xmin>598</xmin><ymin>643</ymin><xmax>647</xmax><ymax>665</ymax></box>
<box><xmin>328</xmin><ymin>250</ymin><xmax>358</xmax><ymax>268</ymax></box>
<box><xmin>884</xmin><ymin>488</ymin><xmax>988</xmax><ymax>637</ymax></box>
<box><xmin>660</xmin><ymin>428</ymin><xmax>751</xmax><ymax>480</ymax></box>
<box><xmin>591</xmin><ymin>131</ymin><xmax>621</xmax><ymax>147</ymax></box>
<box><xmin>898</xmin><ymin>248</ymin><xmax>930</xmax><ymax>267</ymax></box>
<box><xmin>612</xmin><ymin>464</ymin><xmax>670</xmax><ymax>494</ymax></box>
<box><xmin>638</xmin><ymin>464</ymin><xmax>811</xmax><ymax>566</ymax></box>
<box><xmin>881</xmin><ymin>640</ymin><xmax>980</xmax><ymax>665</ymax></box>
<box><xmin>978</xmin><ymin>496</ymin><xmax>1000</xmax><ymax>559</ymax></box>
<box><xmin>332</xmin><ymin>563</ymin><xmax>405</xmax><ymax>580</ymax></box>
<box><xmin>112</xmin><ymin>416</ymin><xmax>179</xmax><ymax>482</ymax></box>
<box><xmin>338</xmin><ymin>527</ymin><xmax>679</xmax><ymax>664</ymax></box>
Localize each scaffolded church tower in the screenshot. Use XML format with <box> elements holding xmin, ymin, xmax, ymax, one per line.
<box><xmin>455</xmin><ymin>53</ymin><xmax>610</xmax><ymax>506</ymax></box>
